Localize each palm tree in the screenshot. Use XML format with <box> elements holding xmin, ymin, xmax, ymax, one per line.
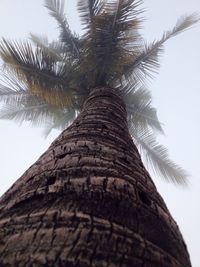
<box><xmin>0</xmin><ymin>0</ymin><xmax>198</xmax><ymax>266</ymax></box>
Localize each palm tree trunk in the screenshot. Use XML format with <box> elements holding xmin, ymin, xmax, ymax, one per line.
<box><xmin>0</xmin><ymin>87</ymin><xmax>191</xmax><ymax>267</ymax></box>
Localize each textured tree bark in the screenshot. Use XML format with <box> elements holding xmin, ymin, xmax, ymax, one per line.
<box><xmin>0</xmin><ymin>87</ymin><xmax>191</xmax><ymax>267</ymax></box>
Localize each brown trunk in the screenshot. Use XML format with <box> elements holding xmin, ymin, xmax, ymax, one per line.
<box><xmin>0</xmin><ymin>87</ymin><xmax>191</xmax><ymax>267</ymax></box>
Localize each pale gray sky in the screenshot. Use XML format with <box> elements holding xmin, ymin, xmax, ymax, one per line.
<box><xmin>0</xmin><ymin>1</ymin><xmax>200</xmax><ymax>266</ymax></box>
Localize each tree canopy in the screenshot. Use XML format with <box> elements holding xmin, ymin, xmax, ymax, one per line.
<box><xmin>0</xmin><ymin>0</ymin><xmax>199</xmax><ymax>185</ymax></box>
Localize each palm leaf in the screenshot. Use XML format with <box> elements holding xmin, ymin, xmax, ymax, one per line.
<box><xmin>44</xmin><ymin>0</ymin><xmax>80</xmax><ymax>57</ymax></box>
<box><xmin>123</xmin><ymin>13</ymin><xmax>200</xmax><ymax>82</ymax></box>
<box><xmin>43</xmin><ymin>108</ymin><xmax>76</xmax><ymax>137</ymax></box>
<box><xmin>0</xmin><ymin>83</ymin><xmax>26</xmax><ymax>106</ymax></box>
<box><xmin>77</xmin><ymin>0</ymin><xmax>105</xmax><ymax>86</ymax></box>
<box><xmin>128</xmin><ymin>104</ymin><xmax>164</xmax><ymax>134</ymax></box>
<box><xmin>0</xmin><ymin>76</ymin><xmax>75</xmax><ymax>129</ymax></box>
<box><xmin>79</xmin><ymin>0</ymin><xmax>143</xmax><ymax>85</ymax></box>
<box><xmin>0</xmin><ymin>72</ymin><xmax>33</xmax><ymax>107</ymax></box>
<box><xmin>132</xmin><ymin>129</ymin><xmax>188</xmax><ymax>185</ymax></box>
<box><xmin>0</xmin><ymin>39</ymin><xmax>75</xmax><ymax>107</ymax></box>
<box><xmin>97</xmin><ymin>0</ymin><xmax>143</xmax><ymax>83</ymax></box>
<box><xmin>124</xmin><ymin>87</ymin><xmax>164</xmax><ymax>134</ymax></box>
<box><xmin>0</xmin><ymin>101</ymin><xmax>46</xmax><ymax>125</ymax></box>
<box><xmin>0</xmin><ymin>95</ymin><xmax>63</xmax><ymax>127</ymax></box>
<box><xmin>78</xmin><ymin>0</ymin><xmax>104</xmax><ymax>28</ymax></box>
<box><xmin>0</xmin><ymin>1</ymin><xmax>197</xmax><ymax>186</ymax></box>
<box><xmin>29</xmin><ymin>33</ymin><xmax>64</xmax><ymax>61</ymax></box>
<box><xmin>0</xmin><ymin>86</ymin><xmax>25</xmax><ymax>102</ymax></box>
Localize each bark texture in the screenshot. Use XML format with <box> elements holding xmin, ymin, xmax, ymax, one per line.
<box><xmin>0</xmin><ymin>87</ymin><xmax>191</xmax><ymax>267</ymax></box>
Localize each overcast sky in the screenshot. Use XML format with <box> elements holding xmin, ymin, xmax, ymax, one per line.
<box><xmin>0</xmin><ymin>1</ymin><xmax>200</xmax><ymax>266</ymax></box>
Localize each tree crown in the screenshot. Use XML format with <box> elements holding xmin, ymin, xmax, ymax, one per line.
<box><xmin>0</xmin><ymin>0</ymin><xmax>199</xmax><ymax>185</ymax></box>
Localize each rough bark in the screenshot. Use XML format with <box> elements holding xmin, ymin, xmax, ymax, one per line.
<box><xmin>0</xmin><ymin>87</ymin><xmax>191</xmax><ymax>267</ymax></box>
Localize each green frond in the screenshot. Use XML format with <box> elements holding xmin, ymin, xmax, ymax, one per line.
<box><xmin>123</xmin><ymin>13</ymin><xmax>200</xmax><ymax>82</ymax></box>
<box><xmin>44</xmin><ymin>0</ymin><xmax>80</xmax><ymax>57</ymax></box>
<box><xmin>132</xmin><ymin>129</ymin><xmax>188</xmax><ymax>185</ymax></box>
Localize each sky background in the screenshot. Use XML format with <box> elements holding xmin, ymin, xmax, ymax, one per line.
<box><xmin>0</xmin><ymin>0</ymin><xmax>199</xmax><ymax>266</ymax></box>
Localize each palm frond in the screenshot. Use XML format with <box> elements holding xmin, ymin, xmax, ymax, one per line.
<box><xmin>44</xmin><ymin>0</ymin><xmax>80</xmax><ymax>57</ymax></box>
<box><xmin>79</xmin><ymin>0</ymin><xmax>143</xmax><ymax>85</ymax></box>
<box><xmin>120</xmin><ymin>81</ymin><xmax>151</xmax><ymax>97</ymax></box>
<box><xmin>0</xmin><ymin>95</ymin><xmax>63</xmax><ymax>127</ymax></box>
<box><xmin>29</xmin><ymin>33</ymin><xmax>64</xmax><ymax>61</ymax></box>
<box><xmin>43</xmin><ymin>108</ymin><xmax>76</xmax><ymax>137</ymax></box>
<box><xmin>0</xmin><ymin>1</ymin><xmax>197</xmax><ymax>186</ymax></box>
<box><xmin>0</xmin><ymin>74</ymin><xmax>76</xmax><ymax>129</ymax></box>
<box><xmin>123</xmin><ymin>13</ymin><xmax>200</xmax><ymax>82</ymax></box>
<box><xmin>0</xmin><ymin>80</ymin><xmax>26</xmax><ymax>106</ymax></box>
<box><xmin>77</xmin><ymin>0</ymin><xmax>105</xmax><ymax>86</ymax></box>
<box><xmin>132</xmin><ymin>129</ymin><xmax>188</xmax><ymax>185</ymax></box>
<box><xmin>78</xmin><ymin>0</ymin><xmax>104</xmax><ymax>28</ymax></box>
<box><xmin>128</xmin><ymin>103</ymin><xmax>164</xmax><ymax>134</ymax></box>
<box><xmin>97</xmin><ymin>0</ymin><xmax>143</xmax><ymax>83</ymax></box>
<box><xmin>0</xmin><ymin>39</ymin><xmax>75</xmax><ymax>107</ymax></box>
<box><xmin>124</xmin><ymin>86</ymin><xmax>164</xmax><ymax>134</ymax></box>
<box><xmin>0</xmin><ymin>100</ymin><xmax>45</xmax><ymax>125</ymax></box>
<box><xmin>0</xmin><ymin>86</ymin><xmax>25</xmax><ymax>102</ymax></box>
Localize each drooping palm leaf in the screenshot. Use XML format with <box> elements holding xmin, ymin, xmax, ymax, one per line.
<box><xmin>0</xmin><ymin>94</ymin><xmax>65</xmax><ymax>127</ymax></box>
<box><xmin>43</xmin><ymin>108</ymin><xmax>76</xmax><ymax>137</ymax></box>
<box><xmin>124</xmin><ymin>87</ymin><xmax>164</xmax><ymax>134</ymax></box>
<box><xmin>0</xmin><ymin>86</ymin><xmax>25</xmax><ymax>104</ymax></box>
<box><xmin>0</xmin><ymin>77</ymin><xmax>27</xmax><ymax>106</ymax></box>
<box><xmin>132</xmin><ymin>129</ymin><xmax>188</xmax><ymax>185</ymax></box>
<box><xmin>127</xmin><ymin>102</ymin><xmax>164</xmax><ymax>135</ymax></box>
<box><xmin>0</xmin><ymin>101</ymin><xmax>45</xmax><ymax>126</ymax></box>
